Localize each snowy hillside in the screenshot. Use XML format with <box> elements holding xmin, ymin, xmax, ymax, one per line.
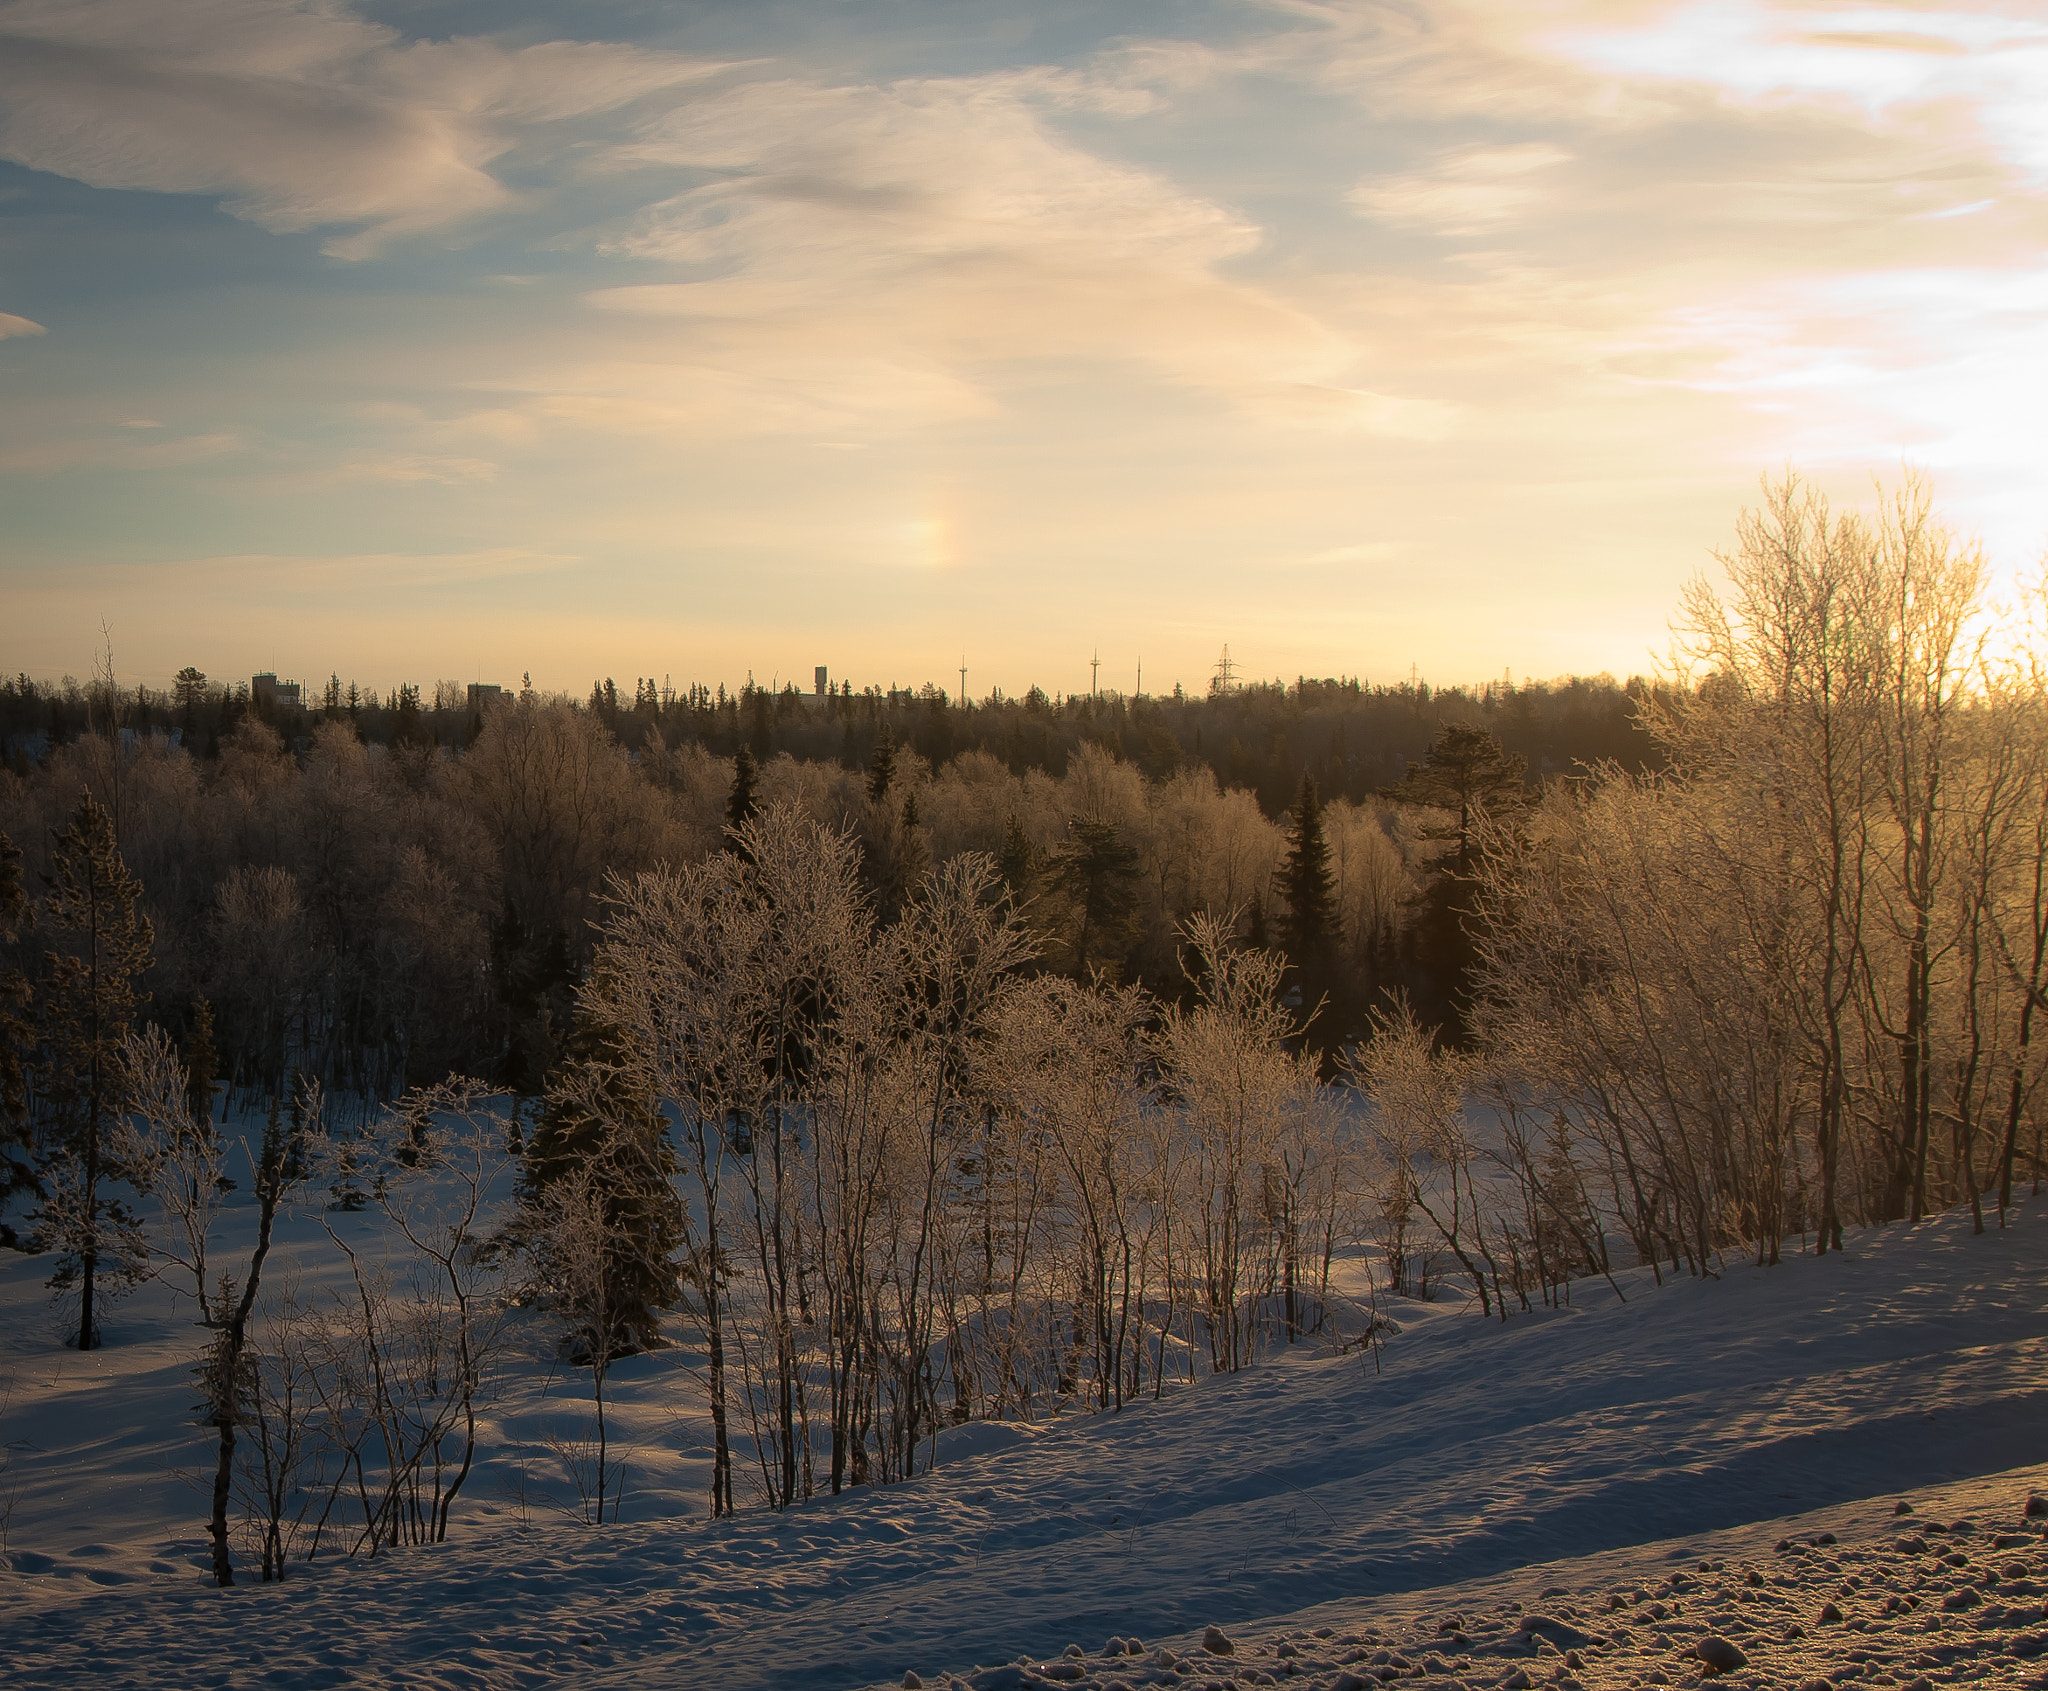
<box><xmin>6</xmin><ymin>1203</ymin><xmax>2048</xmax><ymax>1690</ymax></box>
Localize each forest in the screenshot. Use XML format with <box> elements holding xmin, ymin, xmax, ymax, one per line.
<box><xmin>2</xmin><ymin>474</ymin><xmax>2043</xmax><ymax>1582</ymax></box>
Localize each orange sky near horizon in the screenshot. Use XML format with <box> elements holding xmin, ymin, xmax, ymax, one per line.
<box><xmin>1</xmin><ymin>0</ymin><xmax>2042</xmax><ymax>698</ymax></box>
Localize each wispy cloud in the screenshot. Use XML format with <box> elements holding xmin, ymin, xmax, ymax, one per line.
<box><xmin>1350</xmin><ymin>144</ymin><xmax>1573</xmax><ymax>234</ymax></box>
<box><xmin>0</xmin><ymin>0</ymin><xmax>724</xmax><ymax>254</ymax></box>
<box><xmin>0</xmin><ymin>427</ymin><xmax>243</xmax><ymax>474</ymax></box>
<box><xmin>20</xmin><ymin>546</ymin><xmax>584</xmax><ymax>596</ymax></box>
<box><xmin>581</xmin><ymin>71</ymin><xmax>1350</xmax><ymax>413</ymax></box>
<box><xmin>334</xmin><ymin>453</ymin><xmax>499</xmax><ymax>486</ymax></box>
<box><xmin>2</xmin><ymin>0</ymin><xmax>2044</xmax><ymax>687</ymax></box>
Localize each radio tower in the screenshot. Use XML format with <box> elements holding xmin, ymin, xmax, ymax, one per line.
<box><xmin>1091</xmin><ymin>650</ymin><xmax>1100</xmax><ymax>699</ymax></box>
<box><xmin>959</xmin><ymin>656</ymin><xmax>967</xmax><ymax>709</ymax></box>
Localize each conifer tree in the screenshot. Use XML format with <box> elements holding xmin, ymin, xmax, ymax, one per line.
<box><xmin>1246</xmin><ymin>894</ymin><xmax>1269</xmax><ymax>952</ymax></box>
<box><xmin>1275</xmin><ymin>776</ymin><xmax>1342</xmax><ymax>1053</ymax></box>
<box><xmin>392</xmin><ymin>682</ymin><xmax>426</xmax><ymax>748</ymax></box>
<box><xmin>173</xmin><ymin>667</ymin><xmax>208</xmax><ymax>743</ymax></box>
<box><xmin>525</xmin><ymin>994</ymin><xmax>682</xmax><ymax>1356</ymax></box>
<box><xmin>726</xmin><ymin>745</ymin><xmax>760</xmax><ymax>851</ymax></box>
<box><xmin>1047</xmin><ymin>819</ymin><xmax>1143</xmax><ymax>980</ymax></box>
<box><xmin>1390</xmin><ymin>724</ymin><xmax>1526</xmax><ymax>1042</ymax></box>
<box><xmin>0</xmin><ymin>831</ymin><xmax>34</xmax><ymax>1246</ymax></box>
<box><xmin>1392</xmin><ymin>724</ymin><xmax>1526</xmax><ymax>876</ymax></box>
<box><xmin>36</xmin><ymin>792</ymin><xmax>155</xmax><ymax>1347</ymax></box>
<box><xmin>185</xmin><ymin>997</ymin><xmax>219</xmax><ymax>1132</ymax></box>
<box><xmin>1275</xmin><ymin>776</ymin><xmax>1338</xmax><ymax>963</ymax></box>
<box><xmin>997</xmin><ymin>814</ymin><xmax>1038</xmax><ymax>900</ymax></box>
<box><xmin>867</xmin><ymin>728</ymin><xmax>897</xmax><ymax>803</ymax></box>
<box><xmin>892</xmin><ymin>790</ymin><xmax>930</xmax><ymax>911</ymax></box>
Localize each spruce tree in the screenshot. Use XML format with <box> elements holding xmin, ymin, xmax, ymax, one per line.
<box><xmin>525</xmin><ymin>994</ymin><xmax>682</xmax><ymax>1356</ymax></box>
<box><xmin>867</xmin><ymin>728</ymin><xmax>897</xmax><ymax>803</ymax></box>
<box><xmin>185</xmin><ymin>997</ymin><xmax>219</xmax><ymax>1132</ymax></box>
<box><xmin>892</xmin><ymin>790</ymin><xmax>930</xmax><ymax>911</ymax></box>
<box><xmin>0</xmin><ymin>832</ymin><xmax>35</xmax><ymax>1246</ymax></box>
<box><xmin>726</xmin><ymin>745</ymin><xmax>760</xmax><ymax>852</ymax></box>
<box><xmin>997</xmin><ymin>814</ymin><xmax>1038</xmax><ymax>900</ymax></box>
<box><xmin>1275</xmin><ymin>776</ymin><xmax>1338</xmax><ymax>962</ymax></box>
<box><xmin>1389</xmin><ymin>724</ymin><xmax>1526</xmax><ymax>1042</ymax></box>
<box><xmin>1275</xmin><ymin>776</ymin><xmax>1342</xmax><ymax>1051</ymax></box>
<box><xmin>36</xmin><ymin>792</ymin><xmax>155</xmax><ymax>1348</ymax></box>
<box><xmin>1047</xmin><ymin>819</ymin><xmax>1143</xmax><ymax>980</ymax></box>
<box><xmin>392</xmin><ymin>682</ymin><xmax>426</xmax><ymax>749</ymax></box>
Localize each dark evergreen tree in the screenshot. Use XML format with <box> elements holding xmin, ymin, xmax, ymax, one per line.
<box><xmin>0</xmin><ymin>831</ymin><xmax>34</xmax><ymax>1247</ymax></box>
<box><xmin>1046</xmin><ymin>819</ymin><xmax>1143</xmax><ymax>981</ymax></box>
<box><xmin>892</xmin><ymin>790</ymin><xmax>930</xmax><ymax>912</ymax></box>
<box><xmin>1275</xmin><ymin>776</ymin><xmax>1338</xmax><ymax>961</ymax></box>
<box><xmin>524</xmin><ymin>995</ymin><xmax>682</xmax><ymax>1356</ymax></box>
<box><xmin>1389</xmin><ymin>724</ymin><xmax>1527</xmax><ymax>1043</ymax></box>
<box><xmin>185</xmin><ymin>997</ymin><xmax>219</xmax><ymax>1133</ymax></box>
<box><xmin>392</xmin><ymin>682</ymin><xmax>427</xmax><ymax>749</ymax></box>
<box><xmin>173</xmin><ymin>667</ymin><xmax>208</xmax><ymax>744</ymax></box>
<box><xmin>1391</xmin><ymin>723</ymin><xmax>1526</xmax><ymax>876</ymax></box>
<box><xmin>35</xmin><ymin>792</ymin><xmax>155</xmax><ymax>1347</ymax></box>
<box><xmin>726</xmin><ymin>744</ymin><xmax>760</xmax><ymax>845</ymax></box>
<box><xmin>1275</xmin><ymin>776</ymin><xmax>1342</xmax><ymax>1053</ymax></box>
<box><xmin>867</xmin><ymin>728</ymin><xmax>897</xmax><ymax>804</ymax></box>
<box><xmin>997</xmin><ymin>814</ymin><xmax>1038</xmax><ymax>901</ymax></box>
<box><xmin>490</xmin><ymin>900</ymin><xmax>574</xmax><ymax>1096</ymax></box>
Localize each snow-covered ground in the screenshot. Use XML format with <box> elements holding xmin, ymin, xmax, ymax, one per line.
<box><xmin>5</xmin><ymin>1186</ymin><xmax>2048</xmax><ymax>1691</ymax></box>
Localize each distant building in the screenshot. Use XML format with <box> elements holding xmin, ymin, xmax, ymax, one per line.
<box><xmin>467</xmin><ymin>683</ymin><xmax>506</xmax><ymax>710</ymax></box>
<box><xmin>814</xmin><ymin>666</ymin><xmax>829</xmax><ymax>696</ymax></box>
<box><xmin>252</xmin><ymin>673</ymin><xmax>302</xmax><ymax>710</ymax></box>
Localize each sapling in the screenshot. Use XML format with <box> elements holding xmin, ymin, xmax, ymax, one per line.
<box><xmin>117</xmin><ymin>1026</ymin><xmax>229</xmax><ymax>1325</ymax></box>
<box><xmin>201</xmin><ymin>1078</ymin><xmax>319</xmax><ymax>1587</ymax></box>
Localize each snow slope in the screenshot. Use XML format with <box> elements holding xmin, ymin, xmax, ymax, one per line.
<box><xmin>6</xmin><ymin>1202</ymin><xmax>2048</xmax><ymax>1690</ymax></box>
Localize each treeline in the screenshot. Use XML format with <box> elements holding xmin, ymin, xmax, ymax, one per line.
<box><xmin>0</xmin><ymin>672</ymin><xmax>1549</xmax><ymax>1112</ymax></box>
<box><xmin>2</xmin><ymin>663</ymin><xmax>1658</xmax><ymax>821</ymax></box>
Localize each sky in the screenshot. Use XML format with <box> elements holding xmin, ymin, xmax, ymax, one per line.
<box><xmin>1</xmin><ymin>0</ymin><xmax>2044</xmax><ymax>700</ymax></box>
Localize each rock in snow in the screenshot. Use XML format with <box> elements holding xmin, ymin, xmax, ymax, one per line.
<box><xmin>1694</xmin><ymin>1635</ymin><xmax>1749</xmax><ymax>1673</ymax></box>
